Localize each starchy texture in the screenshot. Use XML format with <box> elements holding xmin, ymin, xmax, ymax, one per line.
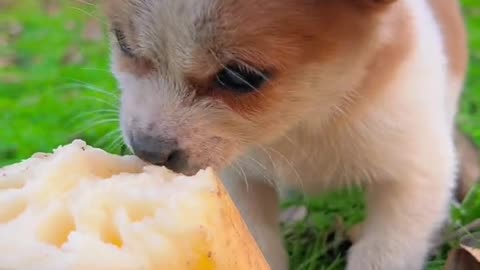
<box><xmin>0</xmin><ymin>140</ymin><xmax>270</xmax><ymax>270</ymax></box>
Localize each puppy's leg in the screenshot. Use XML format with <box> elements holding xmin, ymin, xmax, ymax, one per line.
<box><xmin>221</xmin><ymin>169</ymin><xmax>288</xmax><ymax>270</ymax></box>
<box><xmin>454</xmin><ymin>128</ymin><xmax>480</xmax><ymax>201</ymax></box>
<box><xmin>347</xmin><ymin>144</ymin><xmax>455</xmax><ymax>270</ymax></box>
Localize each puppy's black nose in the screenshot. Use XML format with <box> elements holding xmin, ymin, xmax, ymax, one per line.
<box><xmin>130</xmin><ymin>134</ymin><xmax>188</xmax><ymax>173</ymax></box>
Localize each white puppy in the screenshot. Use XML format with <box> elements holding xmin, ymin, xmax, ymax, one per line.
<box><xmin>103</xmin><ymin>0</ymin><xmax>469</xmax><ymax>269</ymax></box>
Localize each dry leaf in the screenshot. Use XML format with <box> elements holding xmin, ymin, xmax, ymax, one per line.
<box><xmin>0</xmin><ymin>0</ymin><xmax>14</xmax><ymax>9</ymax></box>
<box><xmin>0</xmin><ymin>56</ymin><xmax>15</xmax><ymax>68</ymax></box>
<box><xmin>83</xmin><ymin>19</ymin><xmax>104</xmax><ymax>42</ymax></box>
<box><xmin>444</xmin><ymin>249</ymin><xmax>480</xmax><ymax>270</ymax></box>
<box><xmin>61</xmin><ymin>47</ymin><xmax>84</xmax><ymax>65</ymax></box>
<box><xmin>0</xmin><ymin>35</ymin><xmax>8</xmax><ymax>47</ymax></box>
<box><xmin>460</xmin><ymin>233</ymin><xmax>480</xmax><ymax>262</ymax></box>
<box><xmin>461</xmin><ymin>245</ymin><xmax>480</xmax><ymax>263</ymax></box>
<box><xmin>65</xmin><ymin>21</ymin><xmax>76</xmax><ymax>31</ymax></box>
<box><xmin>8</xmin><ymin>22</ymin><xmax>23</xmax><ymax>38</ymax></box>
<box><xmin>444</xmin><ymin>232</ymin><xmax>480</xmax><ymax>270</ymax></box>
<box><xmin>41</xmin><ymin>0</ymin><xmax>61</xmax><ymax>16</ymax></box>
<box><xmin>0</xmin><ymin>74</ymin><xmax>21</xmax><ymax>84</ymax></box>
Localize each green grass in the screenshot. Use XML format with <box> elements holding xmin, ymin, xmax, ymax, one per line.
<box><xmin>1</xmin><ymin>1</ymin><xmax>480</xmax><ymax>269</ymax></box>
<box><xmin>0</xmin><ymin>0</ymin><xmax>119</xmax><ymax>167</ymax></box>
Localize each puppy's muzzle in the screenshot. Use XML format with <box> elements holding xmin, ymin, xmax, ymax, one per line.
<box><xmin>130</xmin><ymin>134</ymin><xmax>189</xmax><ymax>174</ymax></box>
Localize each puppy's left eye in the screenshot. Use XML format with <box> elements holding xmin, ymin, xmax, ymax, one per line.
<box><xmin>113</xmin><ymin>29</ymin><xmax>134</xmax><ymax>57</ymax></box>
<box><xmin>215</xmin><ymin>65</ymin><xmax>270</xmax><ymax>94</ymax></box>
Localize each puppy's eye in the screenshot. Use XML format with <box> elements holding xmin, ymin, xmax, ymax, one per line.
<box><xmin>113</xmin><ymin>29</ymin><xmax>134</xmax><ymax>57</ymax></box>
<box><xmin>215</xmin><ymin>65</ymin><xmax>270</xmax><ymax>94</ymax></box>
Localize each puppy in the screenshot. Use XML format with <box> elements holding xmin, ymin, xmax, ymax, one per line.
<box><xmin>103</xmin><ymin>0</ymin><xmax>468</xmax><ymax>269</ymax></box>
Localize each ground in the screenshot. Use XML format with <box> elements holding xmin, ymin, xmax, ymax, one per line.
<box><xmin>1</xmin><ymin>0</ymin><xmax>479</xmax><ymax>269</ymax></box>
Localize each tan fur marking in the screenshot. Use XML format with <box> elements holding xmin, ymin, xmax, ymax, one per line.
<box><xmin>206</xmin><ymin>1</ymin><xmax>387</xmax><ymax>117</ymax></box>
<box><xmin>117</xmin><ymin>56</ymin><xmax>156</xmax><ymax>77</ymax></box>
<box><xmin>338</xmin><ymin>2</ymin><xmax>414</xmax><ymax>120</ymax></box>
<box><xmin>210</xmin><ymin>86</ymin><xmax>280</xmax><ymax>119</ymax></box>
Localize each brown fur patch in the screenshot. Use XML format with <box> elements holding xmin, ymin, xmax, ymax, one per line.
<box><xmin>185</xmin><ymin>1</ymin><xmax>388</xmax><ymax>117</ymax></box>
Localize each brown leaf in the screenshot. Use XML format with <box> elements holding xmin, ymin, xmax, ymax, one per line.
<box><xmin>444</xmin><ymin>233</ymin><xmax>480</xmax><ymax>270</ymax></box>
<box><xmin>462</xmin><ymin>245</ymin><xmax>480</xmax><ymax>263</ymax></box>
<box><xmin>0</xmin><ymin>35</ymin><xmax>8</xmax><ymax>47</ymax></box>
<box><xmin>460</xmin><ymin>233</ymin><xmax>480</xmax><ymax>262</ymax></box>
<box><xmin>61</xmin><ymin>47</ymin><xmax>85</xmax><ymax>65</ymax></box>
<box><xmin>0</xmin><ymin>0</ymin><xmax>14</xmax><ymax>10</ymax></box>
<box><xmin>83</xmin><ymin>19</ymin><xmax>104</xmax><ymax>42</ymax></box>
<box><xmin>41</xmin><ymin>0</ymin><xmax>61</xmax><ymax>16</ymax></box>
<box><xmin>65</xmin><ymin>21</ymin><xmax>76</xmax><ymax>31</ymax></box>
<box><xmin>0</xmin><ymin>56</ymin><xmax>15</xmax><ymax>68</ymax></box>
<box><xmin>444</xmin><ymin>249</ymin><xmax>480</xmax><ymax>270</ymax></box>
<box><xmin>0</xmin><ymin>74</ymin><xmax>21</xmax><ymax>84</ymax></box>
<box><xmin>8</xmin><ymin>22</ymin><xmax>23</xmax><ymax>38</ymax></box>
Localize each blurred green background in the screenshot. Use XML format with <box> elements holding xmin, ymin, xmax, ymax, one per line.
<box><xmin>1</xmin><ymin>0</ymin><xmax>119</xmax><ymax>167</ymax></box>
<box><xmin>0</xmin><ymin>0</ymin><xmax>479</xmax><ymax>269</ymax></box>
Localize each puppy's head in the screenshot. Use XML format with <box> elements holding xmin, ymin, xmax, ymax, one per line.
<box><xmin>104</xmin><ymin>0</ymin><xmax>397</xmax><ymax>175</ymax></box>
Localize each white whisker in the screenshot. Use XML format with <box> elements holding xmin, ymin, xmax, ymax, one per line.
<box><xmin>67</xmin><ymin>111</ymin><xmax>118</xmax><ymax>127</ymax></box>
<box><xmin>95</xmin><ymin>128</ymin><xmax>122</xmax><ymax>148</ymax></box>
<box><xmin>243</xmin><ymin>156</ymin><xmax>280</xmax><ymax>192</ymax></box>
<box><xmin>67</xmin><ymin>6</ymin><xmax>109</xmax><ymax>26</ymax></box>
<box><xmin>80</xmin><ymin>96</ymin><xmax>118</xmax><ymax>108</ymax></box>
<box><xmin>265</xmin><ymin>145</ymin><xmax>306</xmax><ymax>195</ymax></box>
<box><xmin>67</xmin><ymin>81</ymin><xmax>119</xmax><ymax>99</ymax></box>
<box><xmin>73</xmin><ymin>0</ymin><xmax>96</xmax><ymax>7</ymax></box>
<box><xmin>106</xmin><ymin>136</ymin><xmax>125</xmax><ymax>152</ymax></box>
<box><xmin>67</xmin><ymin>109</ymin><xmax>119</xmax><ymax>124</ymax></box>
<box><xmin>79</xmin><ymin>67</ymin><xmax>112</xmax><ymax>73</ymax></box>
<box><xmin>73</xmin><ymin>119</ymin><xmax>120</xmax><ymax>135</ymax></box>
<box><xmin>232</xmin><ymin>160</ymin><xmax>249</xmax><ymax>193</ymax></box>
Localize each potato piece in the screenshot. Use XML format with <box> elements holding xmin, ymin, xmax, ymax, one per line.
<box><xmin>0</xmin><ymin>140</ymin><xmax>270</xmax><ymax>270</ymax></box>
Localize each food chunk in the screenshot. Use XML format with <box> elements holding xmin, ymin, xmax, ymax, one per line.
<box><xmin>0</xmin><ymin>140</ymin><xmax>270</xmax><ymax>270</ymax></box>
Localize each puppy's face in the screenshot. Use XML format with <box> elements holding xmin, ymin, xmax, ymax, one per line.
<box><xmin>104</xmin><ymin>0</ymin><xmax>395</xmax><ymax>175</ymax></box>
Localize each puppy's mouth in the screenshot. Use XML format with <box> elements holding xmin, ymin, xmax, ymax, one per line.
<box><xmin>123</xmin><ymin>133</ymin><xmax>236</xmax><ymax>176</ymax></box>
